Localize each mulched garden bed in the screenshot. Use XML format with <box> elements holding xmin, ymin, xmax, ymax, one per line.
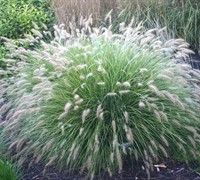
<box><xmin>188</xmin><ymin>50</ymin><xmax>200</xmax><ymax>70</ymax></box>
<box><xmin>20</xmin><ymin>159</ymin><xmax>200</xmax><ymax>180</ymax></box>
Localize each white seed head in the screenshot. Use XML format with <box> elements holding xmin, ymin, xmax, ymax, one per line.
<box><xmin>110</xmin><ymin>152</ymin><xmax>114</xmax><ymax>163</ymax></box>
<box><xmin>126</xmin><ymin>128</ymin><xmax>134</xmax><ymax>143</ymax></box>
<box><xmin>97</xmin><ymin>66</ymin><xmax>106</xmax><ymax>73</ymax></box>
<box><xmin>153</xmin><ymin>110</ymin><xmax>161</xmax><ymax>122</ymax></box>
<box><xmin>45</xmin><ymin>156</ymin><xmax>57</xmax><ymax>167</ymax></box>
<box><xmin>35</xmin><ymin>154</ymin><xmax>42</xmax><ymax>164</ymax></box>
<box><xmin>159</xmin><ymin>111</ymin><xmax>168</xmax><ymax>122</ymax></box>
<box><xmin>73</xmin><ymin>88</ymin><xmax>78</xmax><ymax>94</ymax></box>
<box><xmin>138</xmin><ymin>83</ymin><xmax>143</xmax><ymax>87</ymax></box>
<box><xmin>58</xmin><ymin>112</ymin><xmax>68</xmax><ymax>120</ymax></box>
<box><xmin>81</xmin><ymin>83</ymin><xmax>86</xmax><ymax>89</ymax></box>
<box><xmin>96</xmin><ymin>104</ymin><xmax>103</xmax><ymax>118</ymax></box>
<box><xmin>107</xmin><ymin>167</ymin><xmax>113</xmax><ymax>177</ymax></box>
<box><xmin>134</xmin><ymin>149</ymin><xmax>139</xmax><ymax>161</ymax></box>
<box><xmin>112</xmin><ymin>120</ymin><xmax>116</xmax><ymax>132</ymax></box>
<box><xmin>150</xmin><ymin>103</ymin><xmax>158</xmax><ymax>109</ymax></box>
<box><xmin>74</xmin><ymin>105</ymin><xmax>79</xmax><ymax>111</ymax></box>
<box><xmin>86</xmin><ymin>156</ymin><xmax>92</xmax><ymax>169</ymax></box>
<box><xmin>116</xmin><ymin>82</ymin><xmax>122</xmax><ymax>86</ymax></box>
<box><xmin>99</xmin><ymin>112</ymin><xmax>104</xmax><ymax>120</ymax></box>
<box><xmin>157</xmin><ymin>74</ymin><xmax>172</xmax><ymax>80</ymax></box>
<box><xmin>64</xmin><ymin>102</ymin><xmax>72</xmax><ymax>113</ymax></box>
<box><xmin>97</xmin><ymin>82</ymin><xmax>105</xmax><ymax>86</ymax></box>
<box><xmin>139</xmin><ymin>101</ymin><xmax>145</xmax><ymax>108</ymax></box>
<box><xmin>185</xmin><ymin>126</ymin><xmax>198</xmax><ymax>137</ymax></box>
<box><xmin>116</xmin><ymin>148</ymin><xmax>122</xmax><ymax>172</ymax></box>
<box><xmin>32</xmin><ymin>29</ymin><xmax>43</xmax><ymax>38</ymax></box>
<box><xmin>107</xmin><ymin>92</ymin><xmax>117</xmax><ymax>96</ymax></box>
<box><xmin>124</xmin><ymin>124</ymin><xmax>128</xmax><ymax>132</ymax></box>
<box><xmin>94</xmin><ymin>142</ymin><xmax>99</xmax><ymax>153</ymax></box>
<box><xmin>140</xmin><ymin>68</ymin><xmax>148</xmax><ymax>73</ymax></box>
<box><xmin>74</xmin><ymin>94</ymin><xmax>80</xmax><ymax>100</ymax></box>
<box><xmin>123</xmin><ymin>111</ymin><xmax>129</xmax><ymax>123</ymax></box>
<box><xmin>79</xmin><ymin>75</ymin><xmax>85</xmax><ymax>80</ymax></box>
<box><xmin>82</xmin><ymin>109</ymin><xmax>91</xmax><ymax>123</ymax></box>
<box><xmin>112</xmin><ymin>134</ymin><xmax>118</xmax><ymax>148</ymax></box>
<box><xmin>161</xmin><ymin>135</ymin><xmax>169</xmax><ymax>147</ymax></box>
<box><xmin>61</xmin><ymin>125</ymin><xmax>65</xmax><ymax>135</ymax></box>
<box><xmin>70</xmin><ymin>142</ymin><xmax>76</xmax><ymax>152</ymax></box>
<box><xmin>148</xmin><ymin>84</ymin><xmax>164</xmax><ymax>98</ymax></box>
<box><xmin>150</xmin><ymin>140</ymin><xmax>158</xmax><ymax>150</ymax></box>
<box><xmin>122</xmin><ymin>81</ymin><xmax>131</xmax><ymax>88</ymax></box>
<box><xmin>75</xmin><ymin>98</ymin><xmax>84</xmax><ymax>105</ymax></box>
<box><xmin>174</xmin><ymin>98</ymin><xmax>185</xmax><ymax>110</ymax></box>
<box><xmin>79</xmin><ymin>128</ymin><xmax>84</xmax><ymax>136</ymax></box>
<box><xmin>95</xmin><ymin>134</ymin><xmax>99</xmax><ymax>144</ymax></box>
<box><xmin>119</xmin><ymin>90</ymin><xmax>130</xmax><ymax>95</ymax></box>
<box><xmin>76</xmin><ymin>64</ymin><xmax>87</xmax><ymax>70</ymax></box>
<box><xmin>187</xmin><ymin>136</ymin><xmax>196</xmax><ymax>148</ymax></box>
<box><xmin>86</xmin><ymin>73</ymin><xmax>93</xmax><ymax>79</ymax></box>
<box><xmin>147</xmin><ymin>80</ymin><xmax>154</xmax><ymax>85</ymax></box>
<box><xmin>0</xmin><ymin>70</ymin><xmax>5</xmax><ymax>75</ymax></box>
<box><xmin>140</xmin><ymin>35</ymin><xmax>154</xmax><ymax>45</ymax></box>
<box><xmin>73</xmin><ymin>145</ymin><xmax>80</xmax><ymax>160</ymax></box>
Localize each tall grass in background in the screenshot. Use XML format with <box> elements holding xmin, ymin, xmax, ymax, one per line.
<box><xmin>48</xmin><ymin>0</ymin><xmax>118</xmax><ymax>30</ymax></box>
<box><xmin>48</xmin><ymin>0</ymin><xmax>200</xmax><ymax>51</ymax></box>
<box><xmin>0</xmin><ymin>17</ymin><xmax>200</xmax><ymax>178</ymax></box>
<box><xmin>116</xmin><ymin>0</ymin><xmax>200</xmax><ymax>50</ymax></box>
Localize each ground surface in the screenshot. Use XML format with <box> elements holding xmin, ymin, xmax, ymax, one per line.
<box><xmin>20</xmin><ymin>159</ymin><xmax>200</xmax><ymax>180</ymax></box>
<box><xmin>188</xmin><ymin>50</ymin><xmax>200</xmax><ymax>69</ymax></box>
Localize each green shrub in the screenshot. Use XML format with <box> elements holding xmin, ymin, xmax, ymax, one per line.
<box><xmin>0</xmin><ymin>0</ymin><xmax>54</xmax><ymax>39</ymax></box>
<box><xmin>1</xmin><ymin>20</ymin><xmax>200</xmax><ymax>178</ymax></box>
<box><xmin>0</xmin><ymin>158</ymin><xmax>18</xmax><ymax>180</ymax></box>
<box><xmin>0</xmin><ymin>45</ymin><xmax>7</xmax><ymax>69</ymax></box>
<box><xmin>0</xmin><ymin>141</ymin><xmax>20</xmax><ymax>180</ymax></box>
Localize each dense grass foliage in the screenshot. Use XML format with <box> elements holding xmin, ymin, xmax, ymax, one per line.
<box><xmin>0</xmin><ymin>142</ymin><xmax>20</xmax><ymax>180</ymax></box>
<box><xmin>0</xmin><ymin>20</ymin><xmax>200</xmax><ymax>178</ymax></box>
<box><xmin>0</xmin><ymin>157</ymin><xmax>18</xmax><ymax>180</ymax></box>
<box><xmin>0</xmin><ymin>46</ymin><xmax>7</xmax><ymax>70</ymax></box>
<box><xmin>115</xmin><ymin>0</ymin><xmax>200</xmax><ymax>50</ymax></box>
<box><xmin>0</xmin><ymin>0</ymin><xmax>54</xmax><ymax>39</ymax></box>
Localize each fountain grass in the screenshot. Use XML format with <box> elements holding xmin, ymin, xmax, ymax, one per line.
<box><xmin>0</xmin><ymin>19</ymin><xmax>200</xmax><ymax>178</ymax></box>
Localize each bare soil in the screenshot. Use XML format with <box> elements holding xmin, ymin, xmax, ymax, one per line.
<box><xmin>20</xmin><ymin>159</ymin><xmax>200</xmax><ymax>180</ymax></box>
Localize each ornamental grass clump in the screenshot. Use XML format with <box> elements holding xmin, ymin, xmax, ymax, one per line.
<box><xmin>0</xmin><ymin>18</ymin><xmax>200</xmax><ymax>178</ymax></box>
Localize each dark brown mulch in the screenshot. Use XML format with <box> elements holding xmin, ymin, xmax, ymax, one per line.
<box><xmin>188</xmin><ymin>50</ymin><xmax>200</xmax><ymax>70</ymax></box>
<box><xmin>20</xmin><ymin>159</ymin><xmax>200</xmax><ymax>180</ymax></box>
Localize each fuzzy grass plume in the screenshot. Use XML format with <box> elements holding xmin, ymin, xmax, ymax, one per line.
<box><xmin>0</xmin><ymin>18</ymin><xmax>200</xmax><ymax>178</ymax></box>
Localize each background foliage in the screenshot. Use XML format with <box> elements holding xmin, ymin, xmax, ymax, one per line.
<box><xmin>0</xmin><ymin>0</ymin><xmax>54</xmax><ymax>39</ymax></box>
<box><xmin>49</xmin><ymin>0</ymin><xmax>200</xmax><ymax>51</ymax></box>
